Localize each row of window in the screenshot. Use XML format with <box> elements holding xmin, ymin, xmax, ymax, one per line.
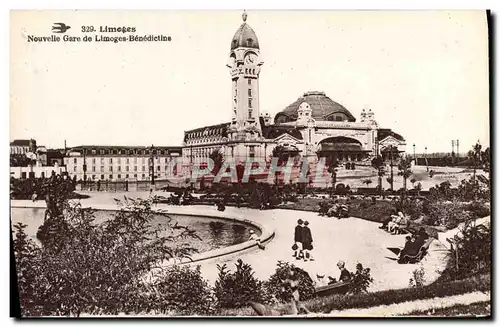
<box><xmin>81</xmin><ymin>174</ymin><xmax>154</xmax><ymax>180</ymax></box>
<box><xmin>186</xmin><ymin>128</ymin><xmax>225</xmax><ymax>140</ymax></box>
<box><xmin>80</xmin><ymin>148</ymin><xmax>175</xmax><ymax>156</ymax></box>
<box><xmin>72</xmin><ymin>157</ymin><xmax>170</xmax><ymax>164</ymax></box>
<box><xmin>74</xmin><ymin>165</ymin><xmax>171</xmax><ymax>173</ymax></box>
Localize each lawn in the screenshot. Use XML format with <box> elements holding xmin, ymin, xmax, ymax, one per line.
<box><xmin>404</xmin><ymin>301</ymin><xmax>490</xmax><ymax>317</ymax></box>
<box><xmin>218</xmin><ymin>273</ymin><xmax>490</xmax><ymax>316</ymax></box>
<box><xmin>278</xmin><ymin>197</ymin><xmax>443</xmax><ymax>238</ymax></box>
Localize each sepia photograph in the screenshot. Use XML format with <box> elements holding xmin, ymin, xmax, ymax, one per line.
<box><xmin>9</xmin><ymin>9</ymin><xmax>491</xmax><ymax>318</ymax></box>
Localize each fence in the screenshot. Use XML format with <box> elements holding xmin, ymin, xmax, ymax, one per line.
<box><xmin>77</xmin><ymin>178</ymin><xmax>190</xmax><ymax>192</ymax></box>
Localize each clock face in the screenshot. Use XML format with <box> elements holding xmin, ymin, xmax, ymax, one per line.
<box><xmin>245</xmin><ymin>53</ymin><xmax>256</xmax><ymax>64</ymax></box>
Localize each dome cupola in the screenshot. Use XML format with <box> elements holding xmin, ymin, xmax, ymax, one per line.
<box><xmin>230</xmin><ymin>11</ymin><xmax>260</xmax><ymax>50</ymax></box>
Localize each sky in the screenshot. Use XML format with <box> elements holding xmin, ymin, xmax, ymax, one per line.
<box><xmin>10</xmin><ymin>10</ymin><xmax>490</xmax><ymax>153</ymax></box>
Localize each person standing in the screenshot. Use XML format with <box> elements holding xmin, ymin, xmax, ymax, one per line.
<box><xmin>302</xmin><ymin>221</ymin><xmax>314</xmax><ymax>262</ymax></box>
<box><xmin>293</xmin><ymin>219</ymin><xmax>304</xmax><ymax>259</ymax></box>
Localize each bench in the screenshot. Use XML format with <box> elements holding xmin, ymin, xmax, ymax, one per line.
<box><xmin>398</xmin><ymin>238</ymin><xmax>434</xmax><ymax>264</ymax></box>
<box><xmin>314</xmin><ymin>281</ymin><xmax>350</xmax><ymax>297</ymax></box>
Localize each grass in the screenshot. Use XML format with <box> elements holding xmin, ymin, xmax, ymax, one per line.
<box><xmin>404</xmin><ymin>301</ymin><xmax>491</xmax><ymax>317</ymax></box>
<box><xmin>278</xmin><ymin>197</ymin><xmax>443</xmax><ymax>238</ymax></box>
<box><xmin>217</xmin><ymin>273</ymin><xmax>491</xmax><ymax>316</ymax></box>
<box><xmin>278</xmin><ymin>198</ymin><xmax>323</xmax><ymax>212</ymax></box>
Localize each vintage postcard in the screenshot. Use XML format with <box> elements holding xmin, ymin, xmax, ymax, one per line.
<box><xmin>10</xmin><ymin>10</ymin><xmax>491</xmax><ymax>318</ymax></box>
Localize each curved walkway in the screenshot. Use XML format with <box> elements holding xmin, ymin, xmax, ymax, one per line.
<box><xmin>11</xmin><ymin>191</ymin><xmax>451</xmax><ymax>292</ymax></box>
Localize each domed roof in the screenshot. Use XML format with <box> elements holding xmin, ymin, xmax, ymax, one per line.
<box><xmin>276</xmin><ymin>91</ymin><xmax>356</xmax><ymax>123</ymax></box>
<box><xmin>230</xmin><ymin>12</ymin><xmax>259</xmax><ymax>50</ymax></box>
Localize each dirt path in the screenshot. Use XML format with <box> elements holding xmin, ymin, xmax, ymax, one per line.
<box><xmin>319</xmin><ymin>291</ymin><xmax>490</xmax><ymax>317</ymax></box>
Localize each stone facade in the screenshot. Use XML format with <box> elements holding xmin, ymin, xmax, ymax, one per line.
<box><xmin>181</xmin><ymin>13</ymin><xmax>406</xmax><ymax>176</ymax></box>
<box><xmin>64</xmin><ymin>145</ymin><xmax>182</xmax><ymax>181</ymax></box>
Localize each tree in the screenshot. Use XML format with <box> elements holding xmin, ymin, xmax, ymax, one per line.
<box><xmin>10</xmin><ymin>153</ymin><xmax>36</xmax><ymax>167</ymax></box>
<box><xmin>415</xmin><ymin>182</ymin><xmax>422</xmax><ymax>196</ymax></box>
<box><xmin>480</xmin><ymin>147</ymin><xmax>490</xmax><ymax>188</ymax></box>
<box><xmin>468</xmin><ymin>142</ymin><xmax>482</xmax><ymax>180</ymax></box>
<box><xmin>386</xmin><ymin>177</ymin><xmax>393</xmax><ymax>191</ymax></box>
<box><xmin>371</xmin><ymin>155</ymin><xmax>385</xmax><ymax>194</ymax></box>
<box><xmin>325</xmin><ymin>156</ymin><xmax>339</xmax><ymax>193</ymax></box>
<box><xmin>397</xmin><ymin>156</ymin><xmax>413</xmax><ymax>194</ymax></box>
<box><xmin>209</xmin><ymin>148</ymin><xmax>225</xmax><ymax>175</ymax></box>
<box><xmin>13</xmin><ymin>181</ymin><xmax>201</xmax><ymax>316</ymax></box>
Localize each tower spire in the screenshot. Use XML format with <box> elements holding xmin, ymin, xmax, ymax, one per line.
<box><xmin>242</xmin><ymin>10</ymin><xmax>247</xmax><ymax>22</ymax></box>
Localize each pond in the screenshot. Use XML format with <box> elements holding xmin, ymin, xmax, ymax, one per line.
<box><xmin>10</xmin><ymin>207</ymin><xmax>256</xmax><ymax>254</ymax></box>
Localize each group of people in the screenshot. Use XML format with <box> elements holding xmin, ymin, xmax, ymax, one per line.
<box><xmin>380</xmin><ymin>211</ymin><xmax>409</xmax><ymax>234</ymax></box>
<box><xmin>293</xmin><ymin>219</ymin><xmax>314</xmax><ymax>262</ymax></box>
<box><xmin>318</xmin><ymin>198</ymin><xmax>349</xmax><ymax>218</ymax></box>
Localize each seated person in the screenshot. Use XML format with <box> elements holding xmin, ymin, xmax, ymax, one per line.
<box><xmin>249</xmin><ymin>230</ymin><xmax>265</xmax><ymax>250</ymax></box>
<box><xmin>398</xmin><ymin>235</ymin><xmax>415</xmax><ymax>257</ymax></box>
<box><xmin>387</xmin><ymin>216</ymin><xmax>399</xmax><ymax>233</ymax></box>
<box><xmin>388</xmin><ymin>212</ymin><xmax>404</xmax><ymax>234</ymax></box>
<box><xmin>413</xmin><ymin>228</ymin><xmax>429</xmax><ymax>248</ymax></box>
<box><xmin>337</xmin><ymin>261</ymin><xmax>352</xmax><ymax>282</ymax></box>
<box><xmin>216</xmin><ymin>202</ymin><xmax>226</xmax><ymax>211</ymax></box>
<box><xmin>393</xmin><ymin>214</ymin><xmax>409</xmax><ymax>234</ymax></box>
<box><xmin>398</xmin><ymin>230</ymin><xmax>430</xmax><ymax>263</ymax></box>
<box><xmin>327</xmin><ymin>205</ymin><xmax>337</xmax><ymax>218</ymax></box>
<box><xmin>380</xmin><ymin>215</ymin><xmax>395</xmax><ymax>230</ymax></box>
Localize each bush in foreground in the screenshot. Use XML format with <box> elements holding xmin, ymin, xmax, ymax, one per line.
<box><xmin>150</xmin><ymin>265</ymin><xmax>216</xmax><ymax>315</ymax></box>
<box><xmin>12</xmin><ymin>192</ymin><xmax>200</xmax><ymax>317</ymax></box>
<box><xmin>263</xmin><ymin>261</ymin><xmax>315</xmax><ymax>304</ymax></box>
<box><xmin>214</xmin><ymin>259</ymin><xmax>266</xmax><ymax>308</ymax></box>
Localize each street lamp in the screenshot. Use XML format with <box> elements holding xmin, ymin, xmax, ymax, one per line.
<box><xmin>149</xmin><ymin>144</ymin><xmax>156</xmax><ymax>186</ymax></box>
<box><xmin>413</xmin><ymin>143</ymin><xmax>416</xmax><ymax>162</ymax></box>
<box><xmin>83</xmin><ymin>148</ymin><xmax>87</xmax><ymax>187</ymax></box>
<box><xmin>389</xmin><ymin>145</ymin><xmax>394</xmax><ymax>192</ymax></box>
<box><xmin>425</xmin><ymin>146</ymin><xmax>428</xmax><ymax>172</ymax></box>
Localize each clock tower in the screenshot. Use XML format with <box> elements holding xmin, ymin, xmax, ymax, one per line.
<box><xmin>227</xmin><ymin>11</ymin><xmax>263</xmax><ymax>141</ymax></box>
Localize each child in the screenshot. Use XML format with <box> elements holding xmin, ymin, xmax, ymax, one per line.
<box><xmin>302</xmin><ymin>221</ymin><xmax>314</xmax><ymax>262</ymax></box>
<box><xmin>249</xmin><ymin>230</ymin><xmax>265</xmax><ymax>250</ymax></box>
<box><xmin>293</xmin><ymin>219</ymin><xmax>304</xmax><ymax>259</ymax></box>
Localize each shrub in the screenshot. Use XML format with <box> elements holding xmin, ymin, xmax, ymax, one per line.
<box><xmin>12</xmin><ymin>223</ymin><xmax>45</xmax><ymax>316</ymax></box>
<box><xmin>12</xmin><ymin>191</ymin><xmax>200</xmax><ymax>317</ymax></box>
<box><xmin>465</xmin><ymin>200</ymin><xmax>490</xmax><ymax>219</ymax></box>
<box><xmin>348</xmin><ymin>263</ymin><xmax>374</xmax><ymax>294</ymax></box>
<box><xmin>214</xmin><ymin>259</ymin><xmax>265</xmax><ymax>308</ymax></box>
<box><xmin>150</xmin><ymin>265</ymin><xmax>216</xmax><ymax>315</ymax></box>
<box><xmin>451</xmin><ymin>218</ymin><xmax>491</xmax><ymax>279</ymax></box>
<box><xmin>401</xmin><ymin>197</ymin><xmax>424</xmax><ymax>220</ymax></box>
<box><xmin>427</xmin><ymin>201</ymin><xmax>471</xmax><ymax>229</ymax></box>
<box><xmin>408</xmin><ymin>264</ymin><xmax>426</xmax><ymax>288</ymax></box>
<box><xmin>263</xmin><ymin>261</ymin><xmax>315</xmax><ymax>304</ymax></box>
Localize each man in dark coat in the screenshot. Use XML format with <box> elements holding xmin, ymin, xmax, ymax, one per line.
<box><xmin>302</xmin><ymin>221</ymin><xmax>314</xmax><ymax>262</ymax></box>
<box><xmin>293</xmin><ymin>219</ymin><xmax>304</xmax><ymax>259</ymax></box>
